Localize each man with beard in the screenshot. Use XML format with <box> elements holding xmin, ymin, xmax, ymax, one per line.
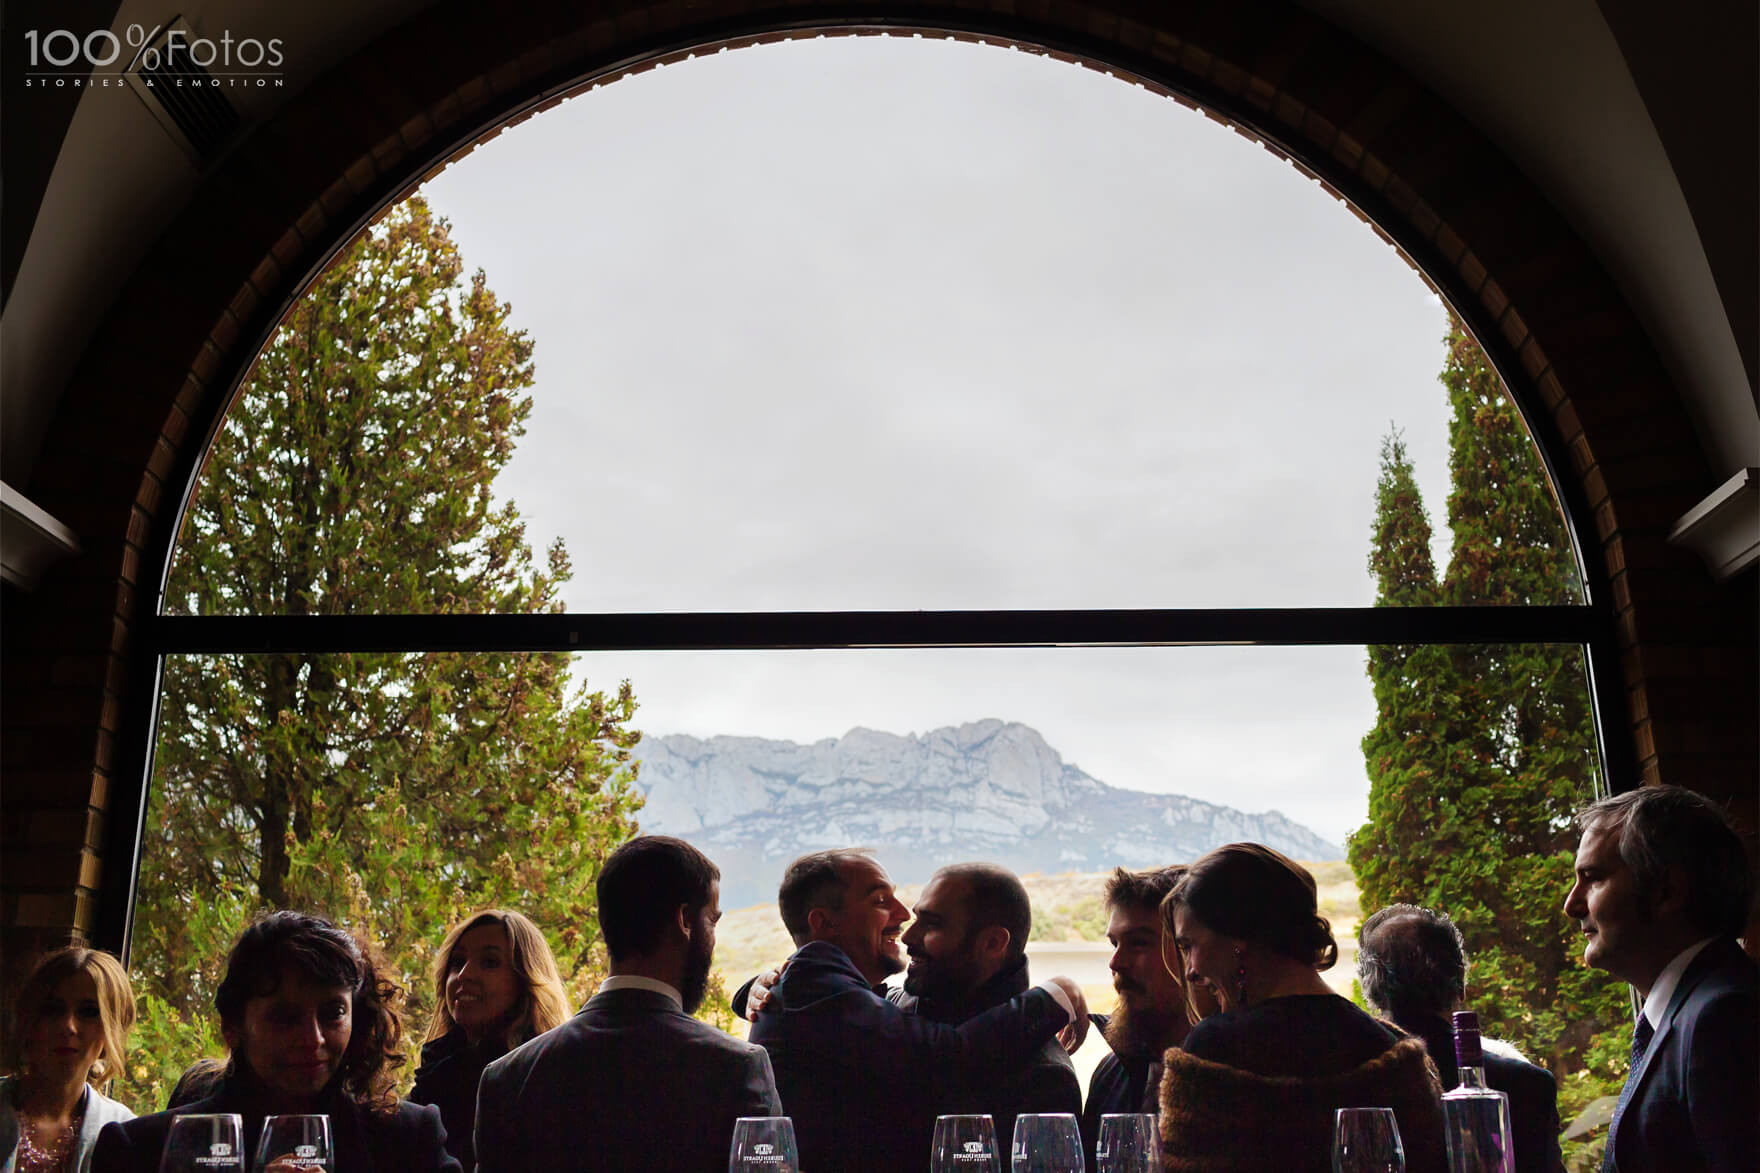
<box><xmin>748</xmin><ymin>849</ymin><xmax>1088</xmax><ymax>1173</ymax></box>
<box><xmin>896</xmin><ymin>863</ymin><xmax>1082</xmax><ymax>1147</ymax></box>
<box><xmin>475</xmin><ymin>836</ymin><xmax>781</xmax><ymax>1172</ymax></box>
<box><xmin>1080</xmin><ymin>865</ymin><xmax>1216</xmax><ymax>1164</ymax></box>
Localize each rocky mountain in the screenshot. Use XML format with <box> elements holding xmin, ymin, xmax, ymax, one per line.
<box><xmin>631</xmin><ymin>719</ymin><xmax>1344</xmax><ymax>908</ymax></box>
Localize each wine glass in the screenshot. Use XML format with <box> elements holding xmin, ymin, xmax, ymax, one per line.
<box><xmin>728</xmin><ymin>1116</ymin><xmax>799</xmax><ymax>1173</ymax></box>
<box><xmin>932</xmin><ymin>1114</ymin><xmax>1001</xmax><ymax>1172</ymax></box>
<box><xmin>1010</xmin><ymin>1113</ymin><xmax>1084</xmax><ymax>1173</ymax></box>
<box><xmin>253</xmin><ymin>1115</ymin><xmax>332</xmax><ymax>1171</ymax></box>
<box><xmin>1332</xmin><ymin>1107</ymin><xmax>1405</xmax><ymax>1173</ymax></box>
<box><xmin>1095</xmin><ymin>1113</ymin><xmax>1157</xmax><ymax>1173</ymax></box>
<box><xmin>158</xmin><ymin>1114</ymin><xmax>245</xmax><ymax>1172</ymax></box>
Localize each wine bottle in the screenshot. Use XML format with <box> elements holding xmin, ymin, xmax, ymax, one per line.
<box><xmin>1442</xmin><ymin>1011</ymin><xmax>1514</xmax><ymax>1173</ymax></box>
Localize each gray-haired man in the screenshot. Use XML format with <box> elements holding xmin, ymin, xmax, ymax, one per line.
<box><xmin>1358</xmin><ymin>904</ymin><xmax>1563</xmax><ymax>1173</ymax></box>
<box><xmin>1563</xmin><ymin>785</ymin><xmax>1756</xmax><ymax>1173</ymax></box>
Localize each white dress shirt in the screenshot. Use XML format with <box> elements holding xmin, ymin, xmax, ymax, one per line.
<box><xmin>597</xmin><ymin>974</ymin><xmax>684</xmax><ymax>1011</ymax></box>
<box><xmin>1641</xmin><ymin>937</ymin><xmax>1716</xmax><ymax>1032</ymax></box>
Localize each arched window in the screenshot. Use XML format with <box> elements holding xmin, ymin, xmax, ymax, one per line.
<box><xmin>126</xmin><ymin>33</ymin><xmax>1628</xmax><ymax>1139</ymax></box>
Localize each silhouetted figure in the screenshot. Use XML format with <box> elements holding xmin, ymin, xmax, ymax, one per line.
<box><xmin>1358</xmin><ymin>904</ymin><xmax>1563</xmax><ymax>1173</ymax></box>
<box><xmin>1564</xmin><ymin>786</ymin><xmax>1757</xmax><ymax>1173</ymax></box>
<box><xmin>1158</xmin><ymin>843</ymin><xmax>1446</xmax><ymax>1173</ymax></box>
<box><xmin>474</xmin><ymin>836</ymin><xmax>781</xmax><ymax>1173</ymax></box>
<box><xmin>895</xmin><ymin>862</ymin><xmax>1081</xmax><ymax>1146</ymax></box>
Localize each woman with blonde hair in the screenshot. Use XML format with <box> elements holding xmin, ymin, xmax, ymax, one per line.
<box><xmin>410</xmin><ymin>910</ymin><xmax>569</xmax><ymax>1171</ymax></box>
<box><xmin>3</xmin><ymin>946</ymin><xmax>137</xmax><ymax>1173</ymax></box>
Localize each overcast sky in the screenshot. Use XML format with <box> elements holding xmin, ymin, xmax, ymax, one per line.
<box><xmin>417</xmin><ymin>35</ymin><xmax>1464</xmax><ymax>848</ymax></box>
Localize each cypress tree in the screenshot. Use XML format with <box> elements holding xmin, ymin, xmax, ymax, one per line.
<box><xmin>1353</xmin><ymin>316</ymin><xmax>1626</xmax><ymax>1126</ymax></box>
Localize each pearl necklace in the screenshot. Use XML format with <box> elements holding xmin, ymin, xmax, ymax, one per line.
<box><xmin>16</xmin><ymin>1095</ymin><xmax>85</xmax><ymax>1172</ymax></box>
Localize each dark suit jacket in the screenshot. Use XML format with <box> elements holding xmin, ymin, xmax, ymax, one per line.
<box><xmin>898</xmin><ymin>955</ymin><xmax>1081</xmax><ymax>1150</ymax></box>
<box><xmin>748</xmin><ymin>941</ymin><xmax>1070</xmax><ymax>1173</ymax></box>
<box><xmin>92</xmin><ymin>1077</ymin><xmax>458</xmax><ymax>1173</ymax></box>
<box><xmin>409</xmin><ymin>1029</ymin><xmax>508</xmax><ymax>1171</ymax></box>
<box><xmin>1402</xmin><ymin>1013</ymin><xmax>1564</xmax><ymax>1173</ymax></box>
<box><xmin>473</xmin><ymin>986</ymin><xmax>781</xmax><ymax>1173</ymax></box>
<box><xmin>1608</xmin><ymin>937</ymin><xmax>1758</xmax><ymax>1173</ymax></box>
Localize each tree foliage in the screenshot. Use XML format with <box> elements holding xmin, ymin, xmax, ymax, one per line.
<box><xmin>1351</xmin><ymin>315</ymin><xmax>1627</xmax><ymax>1157</ymax></box>
<box><xmin>123</xmin><ymin>198</ymin><xmax>642</xmax><ymax>1106</ymax></box>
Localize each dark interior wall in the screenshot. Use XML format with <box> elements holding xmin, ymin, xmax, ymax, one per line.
<box><xmin>0</xmin><ymin>0</ymin><xmax>124</xmax><ymax>308</ymax></box>
<box><xmin>1597</xmin><ymin>0</ymin><xmax>1759</xmax><ymax>398</ymax></box>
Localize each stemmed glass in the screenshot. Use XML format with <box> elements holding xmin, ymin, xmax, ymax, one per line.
<box><xmin>1332</xmin><ymin>1108</ymin><xmax>1406</xmax><ymax>1173</ymax></box>
<box><xmin>932</xmin><ymin>1114</ymin><xmax>1001</xmax><ymax>1172</ymax></box>
<box><xmin>1095</xmin><ymin>1113</ymin><xmax>1157</xmax><ymax>1173</ymax></box>
<box><xmin>158</xmin><ymin>1114</ymin><xmax>245</xmax><ymax>1172</ymax></box>
<box><xmin>1010</xmin><ymin>1113</ymin><xmax>1084</xmax><ymax>1173</ymax></box>
<box><xmin>728</xmin><ymin>1116</ymin><xmax>799</xmax><ymax>1173</ymax></box>
<box><xmin>253</xmin><ymin>1115</ymin><xmax>332</xmax><ymax>1171</ymax></box>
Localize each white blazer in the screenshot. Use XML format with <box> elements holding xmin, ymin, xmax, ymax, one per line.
<box><xmin>1</xmin><ymin>1074</ymin><xmax>137</xmax><ymax>1173</ymax></box>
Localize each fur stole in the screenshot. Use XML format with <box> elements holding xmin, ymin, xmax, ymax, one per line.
<box><xmin>1156</xmin><ymin>1034</ymin><xmax>1448</xmax><ymax>1173</ymax></box>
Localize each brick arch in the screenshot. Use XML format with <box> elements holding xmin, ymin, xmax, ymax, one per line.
<box><xmin>5</xmin><ymin>0</ymin><xmax>1750</xmax><ymax>956</ymax></box>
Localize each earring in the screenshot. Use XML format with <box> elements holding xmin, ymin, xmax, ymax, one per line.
<box><xmin>1233</xmin><ymin>945</ymin><xmax>1248</xmax><ymax>1007</ymax></box>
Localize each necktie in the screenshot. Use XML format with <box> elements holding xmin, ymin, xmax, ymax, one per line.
<box><xmin>1602</xmin><ymin>1013</ymin><xmax>1655</xmax><ymax>1173</ymax></box>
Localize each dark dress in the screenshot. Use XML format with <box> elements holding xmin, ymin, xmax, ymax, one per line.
<box><xmin>1181</xmin><ymin>993</ymin><xmax>1402</xmax><ymax>1076</ymax></box>
<box><xmin>91</xmin><ymin>1068</ymin><xmax>459</xmax><ymax>1173</ymax></box>
<box><xmin>1158</xmin><ymin>994</ymin><xmax>1449</xmax><ymax>1173</ymax></box>
<box><xmin>408</xmin><ymin>1030</ymin><xmax>508</xmax><ymax>1172</ymax></box>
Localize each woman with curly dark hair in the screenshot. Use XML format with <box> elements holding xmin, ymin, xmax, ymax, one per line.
<box><xmin>91</xmin><ymin>911</ymin><xmax>460</xmax><ymax>1173</ymax></box>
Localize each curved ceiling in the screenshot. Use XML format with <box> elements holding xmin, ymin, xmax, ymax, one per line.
<box><xmin>2</xmin><ymin>0</ymin><xmax>1753</xmax><ymax>537</ymax></box>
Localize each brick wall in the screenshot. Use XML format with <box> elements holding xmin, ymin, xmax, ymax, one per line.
<box><xmin>4</xmin><ymin>0</ymin><xmax>1754</xmax><ymax>977</ymax></box>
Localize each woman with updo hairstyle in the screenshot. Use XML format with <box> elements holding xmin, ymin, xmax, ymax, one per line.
<box><xmin>410</xmin><ymin>910</ymin><xmax>569</xmax><ymax>1171</ymax></box>
<box><xmin>91</xmin><ymin>911</ymin><xmax>459</xmax><ymax>1173</ymax></box>
<box><xmin>1154</xmin><ymin>844</ymin><xmax>1447</xmax><ymax>1173</ymax></box>
<box><xmin>2</xmin><ymin>946</ymin><xmax>137</xmax><ymax>1173</ymax></box>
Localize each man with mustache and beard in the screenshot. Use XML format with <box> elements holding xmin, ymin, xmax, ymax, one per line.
<box><xmin>475</xmin><ymin>836</ymin><xmax>782</xmax><ymax>1173</ymax></box>
<box><xmin>895</xmin><ymin>863</ymin><xmax>1083</xmax><ymax>1147</ymax></box>
<box><xmin>1079</xmin><ymin>865</ymin><xmax>1218</xmax><ymax>1165</ymax></box>
<box><xmin>746</xmin><ymin>849</ymin><xmax>1089</xmax><ymax>1173</ymax></box>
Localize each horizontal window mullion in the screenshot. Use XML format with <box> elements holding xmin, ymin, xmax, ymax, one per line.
<box><xmin>146</xmin><ymin>606</ymin><xmax>1605</xmax><ymax>654</ymax></box>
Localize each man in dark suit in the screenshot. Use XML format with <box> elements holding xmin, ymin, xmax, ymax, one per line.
<box><xmin>1357</xmin><ymin>903</ymin><xmax>1565</xmax><ymax>1173</ymax></box>
<box><xmin>1080</xmin><ymin>865</ymin><xmax>1210</xmax><ymax>1164</ymax></box>
<box><xmin>894</xmin><ymin>863</ymin><xmax>1082</xmax><ymax>1146</ymax></box>
<box><xmin>1564</xmin><ymin>785</ymin><xmax>1758</xmax><ymax>1173</ymax></box>
<box><xmin>747</xmin><ymin>849</ymin><xmax>1088</xmax><ymax>1173</ymax></box>
<box><xmin>475</xmin><ymin>836</ymin><xmax>781</xmax><ymax>1173</ymax></box>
